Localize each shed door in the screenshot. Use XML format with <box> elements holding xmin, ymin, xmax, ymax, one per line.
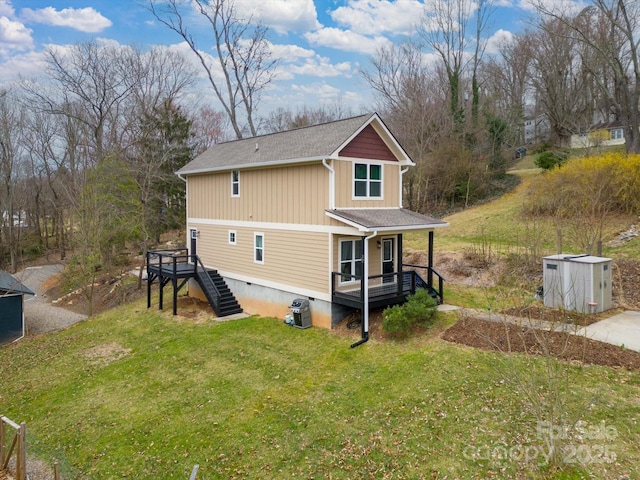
<box><xmin>0</xmin><ymin>295</ymin><xmax>23</xmax><ymax>344</ymax></box>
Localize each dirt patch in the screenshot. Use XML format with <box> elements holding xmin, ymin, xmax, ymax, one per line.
<box><xmin>84</xmin><ymin>342</ymin><xmax>132</xmax><ymax>366</ymax></box>
<box><xmin>442</xmin><ymin>316</ymin><xmax>640</xmax><ymax>370</ymax></box>
<box><xmin>46</xmin><ymin>271</ymin><xmax>146</xmax><ymax>317</ymax></box>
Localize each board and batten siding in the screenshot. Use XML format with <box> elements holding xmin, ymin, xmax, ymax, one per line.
<box><xmin>338</xmin><ymin>124</ymin><xmax>397</xmax><ymax>161</ymax></box>
<box><xmin>187</xmin><ymin>162</ymin><xmax>331</xmax><ymax>225</ymax></box>
<box><xmin>333</xmin><ymin>159</ymin><xmax>400</xmax><ymax>208</ymax></box>
<box><xmin>191</xmin><ymin>223</ymin><xmax>331</xmax><ymax>297</ymax></box>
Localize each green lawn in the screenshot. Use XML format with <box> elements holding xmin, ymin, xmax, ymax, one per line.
<box><xmin>2</xmin><ymin>302</ymin><xmax>639</xmax><ymax>479</ymax></box>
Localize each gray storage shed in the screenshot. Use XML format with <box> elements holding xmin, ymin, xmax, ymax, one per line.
<box><xmin>0</xmin><ymin>270</ymin><xmax>35</xmax><ymax>344</ymax></box>
<box><xmin>542</xmin><ymin>254</ymin><xmax>612</xmax><ymax>314</ymax></box>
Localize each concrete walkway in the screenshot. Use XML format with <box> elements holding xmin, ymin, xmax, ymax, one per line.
<box><xmin>577</xmin><ymin>311</ymin><xmax>640</xmax><ymax>352</ymax></box>
<box><xmin>438</xmin><ymin>304</ymin><xmax>640</xmax><ymax>353</ymax></box>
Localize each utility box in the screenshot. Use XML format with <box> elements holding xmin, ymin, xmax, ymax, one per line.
<box><xmin>290</xmin><ymin>298</ymin><xmax>311</xmax><ymax>329</ymax></box>
<box><xmin>542</xmin><ymin>254</ymin><xmax>612</xmax><ymax>314</ymax></box>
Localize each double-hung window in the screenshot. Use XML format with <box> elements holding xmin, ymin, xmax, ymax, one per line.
<box><xmin>254</xmin><ymin>233</ymin><xmax>264</xmax><ymax>264</ymax></box>
<box><xmin>354</xmin><ymin>163</ymin><xmax>382</xmax><ymax>198</ymax></box>
<box><xmin>231</xmin><ymin>170</ymin><xmax>240</xmax><ymax>197</ymax></box>
<box><xmin>340</xmin><ymin>239</ymin><xmax>363</xmax><ymax>283</ymax></box>
<box><xmin>610</xmin><ymin>128</ymin><xmax>624</xmax><ymax>140</ymax></box>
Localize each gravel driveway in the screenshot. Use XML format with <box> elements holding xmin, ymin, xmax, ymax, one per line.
<box><xmin>15</xmin><ymin>265</ymin><xmax>88</xmax><ymax>335</ymax></box>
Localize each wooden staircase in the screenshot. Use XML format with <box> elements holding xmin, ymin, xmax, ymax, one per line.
<box><xmin>195</xmin><ymin>266</ymin><xmax>243</xmax><ymax>317</ymax></box>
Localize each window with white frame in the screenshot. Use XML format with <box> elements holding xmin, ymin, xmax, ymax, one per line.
<box><xmin>231</xmin><ymin>170</ymin><xmax>240</xmax><ymax>197</ymax></box>
<box><xmin>340</xmin><ymin>239</ymin><xmax>363</xmax><ymax>282</ymax></box>
<box><xmin>254</xmin><ymin>233</ymin><xmax>264</xmax><ymax>264</ymax></box>
<box><xmin>610</xmin><ymin>128</ymin><xmax>624</xmax><ymax>140</ymax></box>
<box><xmin>354</xmin><ymin>163</ymin><xmax>382</xmax><ymax>198</ymax></box>
<box><xmin>228</xmin><ymin>230</ymin><xmax>237</xmax><ymax>245</ymax></box>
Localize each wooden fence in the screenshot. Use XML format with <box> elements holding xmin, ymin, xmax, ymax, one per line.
<box><xmin>1</xmin><ymin>416</ymin><xmax>25</xmax><ymax>480</ymax></box>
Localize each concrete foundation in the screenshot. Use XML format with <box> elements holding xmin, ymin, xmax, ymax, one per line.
<box><xmin>188</xmin><ymin>278</ymin><xmax>356</xmax><ymax>329</ymax></box>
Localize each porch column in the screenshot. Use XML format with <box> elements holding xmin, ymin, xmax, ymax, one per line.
<box><xmin>428</xmin><ymin>230</ymin><xmax>434</xmax><ymax>288</ymax></box>
<box><xmin>397</xmin><ymin>234</ymin><xmax>403</xmax><ymax>296</ymax></box>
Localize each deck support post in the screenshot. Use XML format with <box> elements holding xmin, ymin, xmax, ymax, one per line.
<box><xmin>172</xmin><ymin>277</ymin><xmax>178</xmax><ymax>315</ymax></box>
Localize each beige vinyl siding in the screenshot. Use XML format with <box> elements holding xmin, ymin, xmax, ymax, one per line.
<box><xmin>191</xmin><ymin>223</ymin><xmax>330</xmax><ymax>295</ymax></box>
<box><xmin>187</xmin><ymin>162</ymin><xmax>331</xmax><ymax>225</ymax></box>
<box><xmin>333</xmin><ymin>159</ymin><xmax>400</xmax><ymax>208</ymax></box>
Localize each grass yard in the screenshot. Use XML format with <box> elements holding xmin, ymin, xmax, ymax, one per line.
<box><xmin>2</xmin><ymin>302</ymin><xmax>640</xmax><ymax>479</ymax></box>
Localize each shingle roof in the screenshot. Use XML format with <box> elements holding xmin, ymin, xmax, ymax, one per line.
<box><xmin>326</xmin><ymin>208</ymin><xmax>448</xmax><ymax>232</ymax></box>
<box><xmin>178</xmin><ymin>113</ymin><xmax>408</xmax><ymax>175</ymax></box>
<box><xmin>0</xmin><ymin>270</ymin><xmax>35</xmax><ymax>296</ymax></box>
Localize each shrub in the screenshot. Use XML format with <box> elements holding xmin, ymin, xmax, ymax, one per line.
<box><xmin>382</xmin><ymin>289</ymin><xmax>438</xmax><ymax>337</ymax></box>
<box><xmin>535</xmin><ymin>150</ymin><xmax>566</xmax><ymax>170</ymax></box>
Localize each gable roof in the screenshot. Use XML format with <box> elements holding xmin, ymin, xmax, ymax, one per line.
<box><xmin>326</xmin><ymin>208</ymin><xmax>448</xmax><ymax>233</ymax></box>
<box><xmin>178</xmin><ymin>113</ymin><xmax>413</xmax><ymax>175</ymax></box>
<box><xmin>0</xmin><ymin>270</ymin><xmax>35</xmax><ymax>296</ymax></box>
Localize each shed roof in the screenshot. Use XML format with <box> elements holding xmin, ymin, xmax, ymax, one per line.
<box><xmin>326</xmin><ymin>208</ymin><xmax>448</xmax><ymax>233</ymax></box>
<box><xmin>0</xmin><ymin>270</ymin><xmax>35</xmax><ymax>296</ymax></box>
<box><xmin>178</xmin><ymin>113</ymin><xmax>412</xmax><ymax>175</ymax></box>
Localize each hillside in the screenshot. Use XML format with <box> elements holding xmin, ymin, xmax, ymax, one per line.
<box><xmin>3</xmin><ymin>167</ymin><xmax>640</xmax><ymax>480</ymax></box>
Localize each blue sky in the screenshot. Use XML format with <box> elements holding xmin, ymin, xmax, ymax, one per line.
<box><xmin>0</xmin><ymin>0</ymin><xmax>546</xmax><ymax>115</ymax></box>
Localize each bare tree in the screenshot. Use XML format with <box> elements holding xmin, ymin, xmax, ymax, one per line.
<box><xmin>420</xmin><ymin>0</ymin><xmax>492</xmax><ymax>132</ymax></box>
<box><xmin>534</xmin><ymin>0</ymin><xmax>640</xmax><ymax>153</ymax></box>
<box><xmin>260</xmin><ymin>103</ymin><xmax>356</xmax><ymax>134</ymax></box>
<box><xmin>0</xmin><ymin>90</ymin><xmax>27</xmax><ymax>272</ymax></box>
<box><xmin>529</xmin><ymin>18</ymin><xmax>592</xmax><ymax>147</ymax></box>
<box><xmin>482</xmin><ymin>33</ymin><xmax>534</xmax><ymax>145</ymax></box>
<box><xmin>149</xmin><ymin>0</ymin><xmax>277</xmax><ymax>139</ymax></box>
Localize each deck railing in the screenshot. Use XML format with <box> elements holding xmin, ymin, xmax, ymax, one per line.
<box><xmin>331</xmin><ymin>265</ymin><xmax>444</xmax><ymax>308</ymax></box>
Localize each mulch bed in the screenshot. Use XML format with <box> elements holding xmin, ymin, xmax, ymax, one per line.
<box><xmin>442</xmin><ymin>317</ymin><xmax>640</xmax><ymax>370</ymax></box>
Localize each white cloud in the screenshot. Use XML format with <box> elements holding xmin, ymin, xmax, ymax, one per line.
<box><xmin>269</xmin><ymin>42</ymin><xmax>316</xmax><ymax>61</ymax></box>
<box><xmin>304</xmin><ymin>27</ymin><xmax>392</xmax><ymax>55</ymax></box>
<box><xmin>21</xmin><ymin>6</ymin><xmax>112</xmax><ymax>33</ymax></box>
<box><xmin>0</xmin><ymin>15</ymin><xmax>33</xmax><ymax>53</ymax></box>
<box><xmin>330</xmin><ymin>0</ymin><xmax>424</xmax><ymax>36</ymax></box>
<box><xmin>485</xmin><ymin>28</ymin><xmax>515</xmax><ymax>54</ymax></box>
<box><xmin>0</xmin><ymin>0</ymin><xmax>15</xmax><ymax>17</ymax></box>
<box><xmin>0</xmin><ymin>50</ymin><xmax>43</xmax><ymax>84</ymax></box>
<box><xmin>229</xmin><ymin>0</ymin><xmax>321</xmax><ymax>34</ymax></box>
<box><xmin>288</xmin><ymin>57</ymin><xmax>352</xmax><ymax>78</ymax></box>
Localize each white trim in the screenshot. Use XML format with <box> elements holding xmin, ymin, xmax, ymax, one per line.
<box><xmin>254</xmin><ymin>232</ymin><xmax>264</xmax><ymax>264</ymax></box>
<box><xmin>188</xmin><ymin>217</ymin><xmax>362</xmax><ymax>235</ymax></box>
<box><xmin>400</xmin><ymin>167</ymin><xmax>409</xmax><ymax>206</ymax></box>
<box><xmin>352</xmin><ymin>161</ymin><xmax>384</xmax><ymax>200</ymax></box>
<box><xmin>338</xmin><ymin>238</ymin><xmax>363</xmax><ymax>285</ymax></box>
<box><xmin>179</xmin><ymin>156</ymin><xmax>329</xmax><ymax>176</ymax></box>
<box><xmin>330</xmin><ymin>113</ymin><xmax>414</xmax><ymax>166</ymax></box>
<box><xmin>228</xmin><ymin>230</ymin><xmax>237</xmax><ymax>245</ymax></box>
<box><xmin>324</xmin><ymin>211</ymin><xmax>449</xmax><ymax>232</ymax></box>
<box><xmin>231</xmin><ymin>170</ymin><xmax>240</xmax><ymax>197</ymax></box>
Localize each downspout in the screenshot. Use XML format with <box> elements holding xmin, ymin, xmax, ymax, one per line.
<box><xmin>400</xmin><ymin>167</ymin><xmax>409</xmax><ymax>206</ymax></box>
<box><xmin>351</xmin><ymin>230</ymin><xmax>377</xmax><ymax>348</ymax></box>
<box><xmin>322</xmin><ymin>158</ymin><xmax>335</xmax><ymax>210</ymax></box>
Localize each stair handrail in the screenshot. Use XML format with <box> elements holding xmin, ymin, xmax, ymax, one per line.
<box><xmin>192</xmin><ymin>255</ymin><xmax>222</xmax><ymax>312</ymax></box>
<box><xmin>402</xmin><ymin>263</ymin><xmax>445</xmax><ymax>303</ymax></box>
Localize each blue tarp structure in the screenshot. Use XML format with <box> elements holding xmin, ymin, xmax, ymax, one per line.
<box><xmin>0</xmin><ymin>270</ymin><xmax>35</xmax><ymax>344</ymax></box>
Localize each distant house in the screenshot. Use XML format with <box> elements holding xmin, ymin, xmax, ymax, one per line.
<box><xmin>570</xmin><ymin>120</ymin><xmax>626</xmax><ymax>149</ymax></box>
<box><xmin>523</xmin><ymin>114</ymin><xmax>551</xmax><ymax>145</ymax></box>
<box><xmin>0</xmin><ymin>270</ymin><xmax>34</xmax><ymax>344</ymax></box>
<box><xmin>152</xmin><ymin>113</ymin><xmax>447</xmax><ymax>343</ymax></box>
